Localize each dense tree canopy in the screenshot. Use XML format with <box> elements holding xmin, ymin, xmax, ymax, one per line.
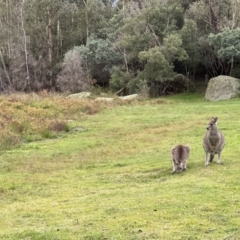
<box><xmin>0</xmin><ymin>0</ymin><xmax>240</xmax><ymax>95</ymax></box>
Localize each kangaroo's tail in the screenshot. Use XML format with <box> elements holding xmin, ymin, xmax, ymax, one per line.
<box><xmin>209</xmin><ymin>154</ymin><xmax>214</xmax><ymax>162</ymax></box>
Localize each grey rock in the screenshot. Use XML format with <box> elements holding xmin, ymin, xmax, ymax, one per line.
<box><xmin>95</xmin><ymin>97</ymin><xmax>114</xmax><ymax>102</ymax></box>
<box><xmin>119</xmin><ymin>94</ymin><xmax>138</xmax><ymax>100</ymax></box>
<box><xmin>66</xmin><ymin>92</ymin><xmax>91</xmax><ymax>99</ymax></box>
<box><xmin>205</xmin><ymin>75</ymin><xmax>240</xmax><ymax>101</ymax></box>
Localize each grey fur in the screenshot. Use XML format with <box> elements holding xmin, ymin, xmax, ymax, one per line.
<box><xmin>203</xmin><ymin>117</ymin><xmax>225</xmax><ymax>166</ymax></box>
<box><xmin>171</xmin><ymin>144</ymin><xmax>190</xmax><ymax>173</ymax></box>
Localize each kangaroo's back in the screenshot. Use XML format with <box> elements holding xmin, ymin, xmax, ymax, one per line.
<box><xmin>171</xmin><ymin>144</ymin><xmax>190</xmax><ymax>173</ymax></box>
<box><xmin>172</xmin><ymin>144</ymin><xmax>190</xmax><ymax>162</ymax></box>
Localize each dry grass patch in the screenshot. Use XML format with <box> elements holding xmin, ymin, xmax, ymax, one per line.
<box><xmin>0</xmin><ymin>92</ymin><xmax>146</xmax><ymax>149</ymax></box>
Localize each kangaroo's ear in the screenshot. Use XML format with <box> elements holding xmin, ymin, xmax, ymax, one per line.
<box><xmin>210</xmin><ymin>117</ymin><xmax>217</xmax><ymax>123</ymax></box>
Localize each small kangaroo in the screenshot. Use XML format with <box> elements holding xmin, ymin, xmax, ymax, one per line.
<box><xmin>171</xmin><ymin>144</ymin><xmax>190</xmax><ymax>173</ymax></box>
<box><xmin>203</xmin><ymin>117</ymin><xmax>225</xmax><ymax>166</ymax></box>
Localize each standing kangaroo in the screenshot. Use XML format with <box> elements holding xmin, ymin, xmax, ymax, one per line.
<box><xmin>171</xmin><ymin>144</ymin><xmax>190</xmax><ymax>173</ymax></box>
<box><xmin>203</xmin><ymin>117</ymin><xmax>225</xmax><ymax>166</ymax></box>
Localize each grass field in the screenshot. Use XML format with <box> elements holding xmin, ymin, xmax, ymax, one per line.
<box><xmin>0</xmin><ymin>92</ymin><xmax>240</xmax><ymax>239</ymax></box>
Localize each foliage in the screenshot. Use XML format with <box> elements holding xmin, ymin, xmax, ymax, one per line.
<box><xmin>138</xmin><ymin>46</ymin><xmax>174</xmax><ymax>82</ymax></box>
<box><xmin>136</xmin><ymin>79</ymin><xmax>150</xmax><ymax>98</ymax></box>
<box><xmin>161</xmin><ymin>33</ymin><xmax>188</xmax><ymax>62</ymax></box>
<box><xmin>208</xmin><ymin>27</ymin><xmax>240</xmax><ymax>61</ymax></box>
<box><xmin>208</xmin><ymin>27</ymin><xmax>240</xmax><ymax>75</ymax></box>
<box><xmin>184</xmin><ymin>0</ymin><xmax>240</xmax><ymax>77</ymax></box>
<box><xmin>181</xmin><ymin>19</ymin><xmax>201</xmax><ymax>79</ymax></box>
<box><xmin>186</xmin><ymin>0</ymin><xmax>231</xmax><ymax>35</ymax></box>
<box><xmin>77</xmin><ymin>35</ymin><xmax>123</xmax><ymax>84</ymax></box>
<box><xmin>115</xmin><ymin>1</ymin><xmax>185</xmax><ymax>69</ymax></box>
<box><xmin>171</xmin><ymin>73</ymin><xmax>195</xmax><ymax>93</ymax></box>
<box><xmin>56</xmin><ymin>48</ymin><xmax>89</xmax><ymax>93</ymax></box>
<box><xmin>135</xmin><ymin>35</ymin><xmax>187</xmax><ymax>95</ymax></box>
<box><xmin>109</xmin><ymin>66</ymin><xmax>134</xmax><ymax>93</ymax></box>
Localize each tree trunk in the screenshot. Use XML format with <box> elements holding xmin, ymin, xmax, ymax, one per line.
<box><xmin>20</xmin><ymin>0</ymin><xmax>30</xmax><ymax>91</ymax></box>
<box><xmin>46</xmin><ymin>6</ymin><xmax>53</xmax><ymax>88</ymax></box>
<box><xmin>0</xmin><ymin>50</ymin><xmax>12</xmax><ymax>88</ymax></box>
<box><xmin>82</xmin><ymin>0</ymin><xmax>89</xmax><ymax>44</ymax></box>
<box><xmin>230</xmin><ymin>56</ymin><xmax>233</xmax><ymax>76</ymax></box>
<box><xmin>47</xmin><ymin>6</ymin><xmax>52</xmax><ymax>64</ymax></box>
<box><xmin>57</xmin><ymin>20</ymin><xmax>62</xmax><ymax>57</ymax></box>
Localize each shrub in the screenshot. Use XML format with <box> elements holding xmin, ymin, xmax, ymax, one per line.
<box><xmin>0</xmin><ymin>131</ymin><xmax>21</xmax><ymax>150</ymax></box>
<box><xmin>56</xmin><ymin>48</ymin><xmax>89</xmax><ymax>93</ymax></box>
<box><xmin>136</xmin><ymin>79</ymin><xmax>150</xmax><ymax>98</ymax></box>
<box><xmin>171</xmin><ymin>74</ymin><xmax>195</xmax><ymax>93</ymax></box>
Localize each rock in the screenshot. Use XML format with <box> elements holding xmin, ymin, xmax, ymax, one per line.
<box><xmin>70</xmin><ymin>127</ymin><xmax>86</xmax><ymax>132</ymax></box>
<box><xmin>66</xmin><ymin>92</ymin><xmax>91</xmax><ymax>99</ymax></box>
<box><xmin>205</xmin><ymin>75</ymin><xmax>240</xmax><ymax>101</ymax></box>
<box><xmin>119</xmin><ymin>94</ymin><xmax>138</xmax><ymax>100</ymax></box>
<box><xmin>95</xmin><ymin>97</ymin><xmax>114</xmax><ymax>102</ymax></box>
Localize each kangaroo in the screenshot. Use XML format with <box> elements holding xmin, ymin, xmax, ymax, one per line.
<box><xmin>171</xmin><ymin>144</ymin><xmax>190</xmax><ymax>173</ymax></box>
<box><xmin>203</xmin><ymin>117</ymin><xmax>225</xmax><ymax>166</ymax></box>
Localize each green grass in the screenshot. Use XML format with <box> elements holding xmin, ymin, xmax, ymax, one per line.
<box><xmin>1</xmin><ymin>93</ymin><xmax>240</xmax><ymax>239</ymax></box>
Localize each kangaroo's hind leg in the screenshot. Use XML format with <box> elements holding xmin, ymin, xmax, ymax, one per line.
<box><xmin>172</xmin><ymin>161</ymin><xmax>177</xmax><ymax>173</ymax></box>
<box><xmin>205</xmin><ymin>152</ymin><xmax>210</xmax><ymax>166</ymax></box>
<box><xmin>183</xmin><ymin>161</ymin><xmax>187</xmax><ymax>171</ymax></box>
<box><xmin>217</xmin><ymin>152</ymin><xmax>223</xmax><ymax>164</ymax></box>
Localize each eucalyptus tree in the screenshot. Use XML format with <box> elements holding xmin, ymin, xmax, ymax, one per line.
<box><xmin>61</xmin><ymin>0</ymin><xmax>120</xmax><ymax>86</ymax></box>
<box><xmin>81</xmin><ymin>0</ymin><xmax>117</xmax><ymax>43</ymax></box>
<box><xmin>137</xmin><ymin>46</ymin><xmax>174</xmax><ymax>95</ymax></box>
<box><xmin>56</xmin><ymin>47</ymin><xmax>88</xmax><ymax>93</ymax></box>
<box><xmin>76</xmin><ymin>35</ymin><xmax>122</xmax><ymax>85</ymax></box>
<box><xmin>0</xmin><ymin>0</ymin><xmax>97</xmax><ymax>91</ymax></box>
<box><xmin>186</xmin><ymin>0</ymin><xmax>231</xmax><ymax>35</ymax></box>
<box><xmin>208</xmin><ymin>27</ymin><xmax>240</xmax><ymax>76</ymax></box>
<box><xmin>0</xmin><ymin>0</ymin><xmax>31</xmax><ymax>90</ymax></box>
<box><xmin>230</xmin><ymin>0</ymin><xmax>240</xmax><ymax>29</ymax></box>
<box><xmin>110</xmin><ymin>0</ymin><xmax>186</xmax><ymax>94</ymax></box>
<box><xmin>185</xmin><ymin>0</ymin><xmax>240</xmax><ymax>77</ymax></box>
<box><xmin>135</xmin><ymin>33</ymin><xmax>187</xmax><ymax>95</ymax></box>
<box><xmin>181</xmin><ymin>19</ymin><xmax>200</xmax><ymax>80</ymax></box>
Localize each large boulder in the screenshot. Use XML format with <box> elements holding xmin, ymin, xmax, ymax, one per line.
<box><xmin>205</xmin><ymin>75</ymin><xmax>240</xmax><ymax>101</ymax></box>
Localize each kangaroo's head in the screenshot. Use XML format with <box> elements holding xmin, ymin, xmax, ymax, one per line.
<box><xmin>175</xmin><ymin>161</ymin><xmax>185</xmax><ymax>172</ymax></box>
<box><xmin>206</xmin><ymin>117</ymin><xmax>218</xmax><ymax>130</ymax></box>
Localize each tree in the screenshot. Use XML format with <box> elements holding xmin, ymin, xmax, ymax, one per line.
<box><xmin>56</xmin><ymin>48</ymin><xmax>88</xmax><ymax>93</ymax></box>
<box><xmin>186</xmin><ymin>0</ymin><xmax>231</xmax><ymax>35</ymax></box>
<box><xmin>77</xmin><ymin>35</ymin><xmax>122</xmax><ymax>85</ymax></box>
<box><xmin>136</xmin><ymin>33</ymin><xmax>187</xmax><ymax>95</ymax></box>
<box><xmin>109</xmin><ymin>66</ymin><xmax>133</xmax><ymax>94</ymax></box>
<box><xmin>230</xmin><ymin>0</ymin><xmax>240</xmax><ymax>29</ymax></box>
<box><xmin>208</xmin><ymin>27</ymin><xmax>240</xmax><ymax>76</ymax></box>
<box><xmin>161</xmin><ymin>33</ymin><xmax>188</xmax><ymax>62</ymax></box>
<box><xmin>185</xmin><ymin>0</ymin><xmax>238</xmax><ymax>77</ymax></box>
<box><xmin>20</xmin><ymin>0</ymin><xmax>30</xmax><ymax>90</ymax></box>
<box><xmin>111</xmin><ymin>0</ymin><xmax>186</xmax><ymax>94</ymax></box>
<box><xmin>116</xmin><ymin>0</ymin><xmax>184</xmax><ymax>66</ymax></box>
<box><xmin>181</xmin><ymin>19</ymin><xmax>200</xmax><ymax>80</ymax></box>
<box><xmin>0</xmin><ymin>0</ymin><xmax>34</xmax><ymax>91</ymax></box>
<box><xmin>138</xmin><ymin>46</ymin><xmax>174</xmax><ymax>82</ymax></box>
